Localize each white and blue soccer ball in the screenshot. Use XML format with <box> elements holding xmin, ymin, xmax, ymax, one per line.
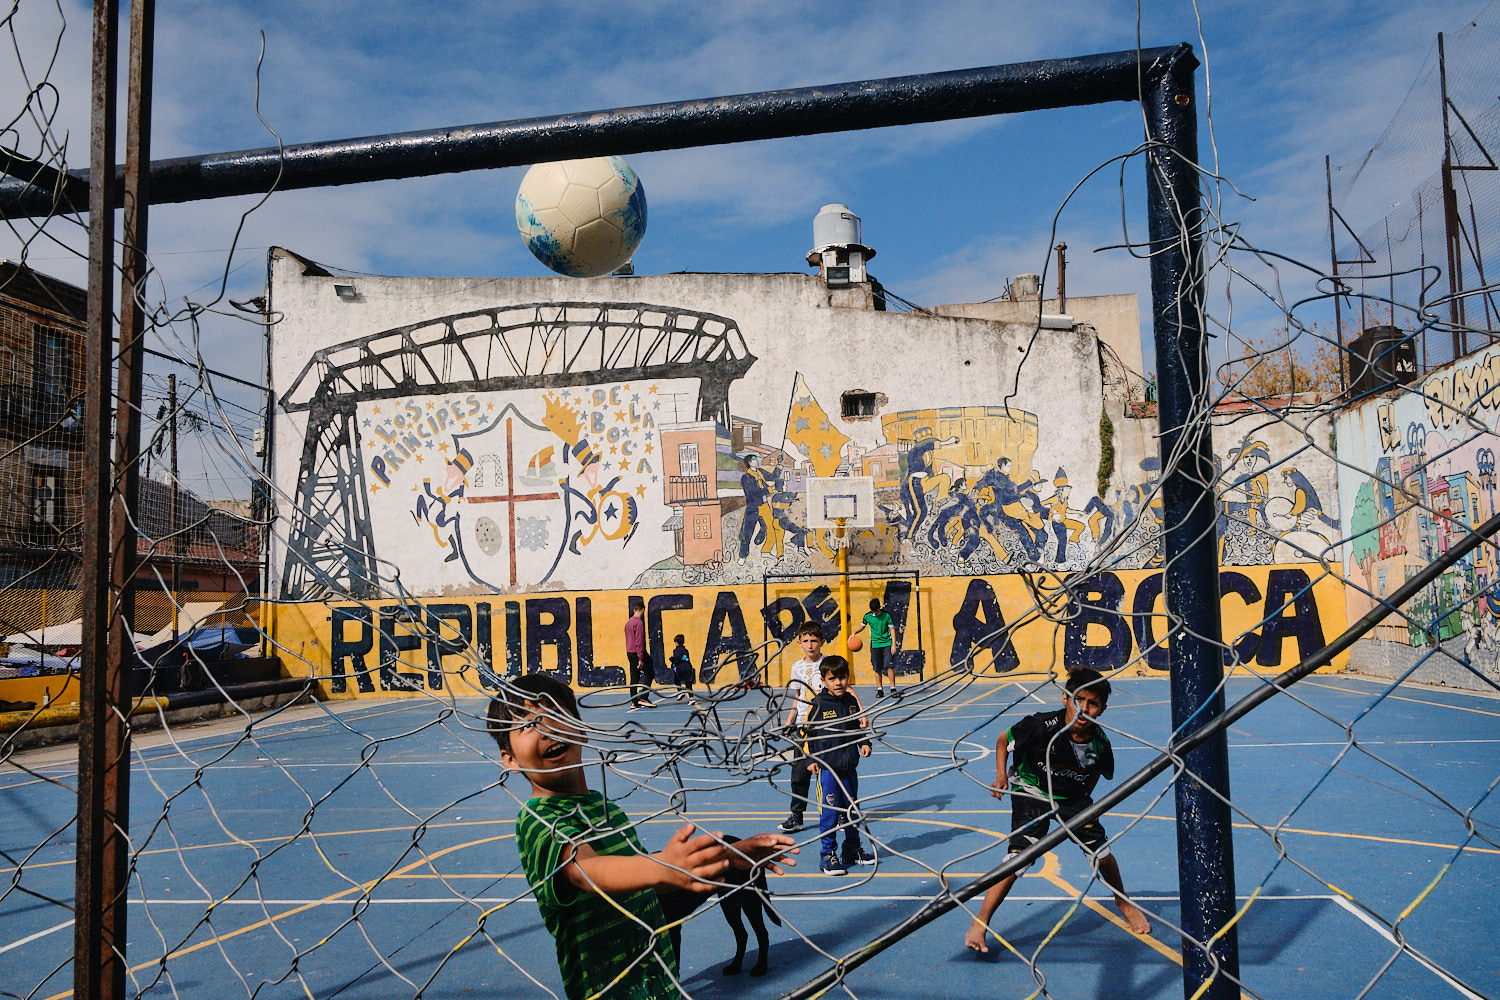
<box><xmin>515</xmin><ymin>156</ymin><xmax>647</xmax><ymax>277</ymax></box>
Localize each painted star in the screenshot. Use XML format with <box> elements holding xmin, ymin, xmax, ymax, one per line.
<box><xmin>653</xmin><ymin>401</ymin><xmax>660</xmax><ymax>410</ymax></box>
<box><xmin>648</xmin><ymin>385</ymin><xmax>657</xmax><ymax>394</ymax></box>
<box><xmin>362</xmin><ymin>418</ymin><xmax>372</xmax><ymax>428</ymax></box>
<box><xmin>618</xmin><ymin>460</ymin><xmax>629</xmax><ymax>470</ymax></box>
<box><xmin>414</xmin><ymin>454</ymin><xmax>424</xmax><ymax>463</ymax></box>
<box><xmin>372</xmin><ymin>406</ymin><xmax>382</xmax><ymax>414</ymax></box>
<box><xmin>461</xmin><ymin>422</ymin><xmax>471</xmax><ymax>431</ymax></box>
<box><xmin>439</xmin><ymin>442</ymin><xmax>450</xmax><ymax>453</ymax></box>
<box><xmin>819</xmin><ymin>421</ymin><xmax>830</xmax><ymax>432</ymax></box>
<box><xmin>644</xmin><ymin>431</ymin><xmax>653</xmax><ymax>442</ymax></box>
<box><xmin>796</xmin><ymin>395</ymin><xmax>811</xmax><ymax>408</ymax></box>
<box><xmin>651</xmin><ymin>475</ymin><xmax>659</xmax><ymax>483</ymax></box>
<box><xmin>794</xmin><ymin>417</ymin><xmax>810</xmax><ymax>432</ymax></box>
<box><xmin>635</xmin><ymin>484</ymin><xmax>646</xmax><ymax>497</ymax></box>
<box><xmin>605</xmin><ymin>501</ymin><xmax>618</xmax><ymax>519</ymax></box>
<box><xmin>614</xmin><ymin>410</ymin><xmax>627</xmax><ymax>422</ymax></box>
<box><xmin>609</xmin><ymin>444</ymin><xmax>618</xmax><ymax>455</ymax></box>
<box><xmin>623</xmin><ymin>383</ymin><xmax>631</xmax><ymax>391</ymax></box>
<box><xmin>819</xmin><ymin>443</ymin><xmax>833</xmax><ymax>460</ymax></box>
<box><xmin>631</xmin><ymin>393</ymin><xmax>640</xmax><ymax>404</ymax></box>
<box><xmin>644</xmin><ymin>443</ymin><xmax>654</xmax><ymax>454</ymax></box>
<box><xmin>426</xmin><ymin>401</ymin><xmax>435</xmax><ymax>410</ymax></box>
<box><xmin>486</xmin><ymin>402</ymin><xmax>495</xmax><ymax>411</ymax></box>
<box><xmin>371</xmin><ymin>483</ymin><xmax>381</xmax><ymax>493</ymax></box>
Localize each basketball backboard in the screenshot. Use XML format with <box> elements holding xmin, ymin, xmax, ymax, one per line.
<box><xmin>805</xmin><ymin>476</ymin><xmax>876</xmax><ymax>528</ymax></box>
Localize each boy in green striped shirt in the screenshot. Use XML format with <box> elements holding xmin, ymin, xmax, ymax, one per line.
<box><xmin>488</xmin><ymin>674</ymin><xmax>796</xmax><ymax>999</ymax></box>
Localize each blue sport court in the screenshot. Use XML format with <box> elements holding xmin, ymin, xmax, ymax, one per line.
<box><xmin>2</xmin><ymin>673</ymin><xmax>1497</xmax><ymax>999</ymax></box>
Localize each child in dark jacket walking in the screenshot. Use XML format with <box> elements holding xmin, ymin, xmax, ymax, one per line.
<box><xmin>804</xmin><ymin>656</ymin><xmax>875</xmax><ymax>875</ymax></box>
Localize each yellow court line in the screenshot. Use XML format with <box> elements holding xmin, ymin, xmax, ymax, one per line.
<box><xmin>10</xmin><ymin>803</ymin><xmax>1493</xmax><ymax>884</ymax></box>
<box><xmin>1040</xmin><ymin>856</ymin><xmax>1182</xmax><ymax>964</ymax></box>
<box><xmin>672</xmin><ymin>809</ymin><xmax>1500</xmax><ymax>858</ymax></box>
<box><xmin>0</xmin><ymin>702</ymin><xmax>437</xmax><ymax>791</ymax></box>
<box><xmin>1303</xmin><ymin>679</ymin><xmax>1500</xmax><ymax>718</ymax></box>
<box><xmin>41</xmin><ymin>832</ymin><xmax>516</xmax><ymax>1000</ymax></box>
<box><xmin>0</xmin><ymin>817</ymin><xmax>515</xmax><ymax>876</ymax></box>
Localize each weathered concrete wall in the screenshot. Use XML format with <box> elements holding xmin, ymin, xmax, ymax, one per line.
<box><xmin>934</xmin><ymin>293</ymin><xmax>1145</xmax><ymax>379</ymax></box>
<box><xmin>268</xmin><ymin>251</ymin><xmax>1108</xmax><ymax>598</ymax></box>
<box><xmin>268</xmin><ymin>251</ymin><xmax>1343</xmax><ymax>599</ymax></box>
<box><xmin>1335</xmin><ymin>345</ymin><xmax>1500</xmax><ymax>690</ymax></box>
<box><xmin>1101</xmin><ymin>398</ymin><xmax>1342</xmax><ymax>572</ymax></box>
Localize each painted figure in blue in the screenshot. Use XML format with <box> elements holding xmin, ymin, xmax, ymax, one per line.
<box><xmin>901</xmin><ymin>427</ymin><xmax>959</xmax><ymax>540</ymax></box>
<box><xmin>739</xmin><ymin>453</ymin><xmax>769</xmax><ymax>559</ymax></box>
<box><xmin>975</xmin><ymin>456</ymin><xmax>1042</xmax><ymax>561</ymax></box>
<box><xmin>929</xmin><ymin>478</ymin><xmax>985</xmax><ymax>561</ymax></box>
<box><xmin>1083</xmin><ymin>489</ymin><xmax>1117</xmax><ymax>544</ymax></box>
<box><xmin>1281</xmin><ymin>467</ymin><xmax>1339</xmax><ymax>530</ymax></box>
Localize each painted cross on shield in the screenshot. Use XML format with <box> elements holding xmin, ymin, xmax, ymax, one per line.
<box><xmin>448</xmin><ymin>403</ymin><xmax>568</xmax><ymax>590</ymax></box>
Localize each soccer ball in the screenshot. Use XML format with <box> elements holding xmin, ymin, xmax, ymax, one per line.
<box><xmin>515</xmin><ymin>156</ymin><xmax>647</xmax><ymax>277</ymax></box>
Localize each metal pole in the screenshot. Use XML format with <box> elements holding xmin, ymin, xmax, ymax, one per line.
<box><xmin>1143</xmin><ymin>53</ymin><xmax>1241</xmax><ymax>1000</ymax></box>
<box><xmin>169</xmin><ymin>373</ymin><xmax>179</xmax><ymax>643</ymax></box>
<box><xmin>75</xmin><ymin>0</ymin><xmax>122</xmax><ymax>996</ymax></box>
<box><xmin>1327</xmin><ymin>156</ymin><xmax>1347</xmax><ymax>394</ymax></box>
<box><xmin>836</xmin><ymin>518</ymin><xmax>851</xmax><ymax>662</ymax></box>
<box><xmin>0</xmin><ymin>46</ymin><xmax>1190</xmax><ymax>218</ymax></box>
<box><xmin>1439</xmin><ymin>32</ymin><xmax>1467</xmax><ymax>357</ymax></box>
<box><xmin>1055</xmin><ymin>242</ymin><xmax>1067</xmax><ymax>312</ymax></box>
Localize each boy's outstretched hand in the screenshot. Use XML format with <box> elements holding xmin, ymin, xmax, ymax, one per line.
<box><xmin>726</xmin><ymin>833</ymin><xmax>799</xmax><ymax>877</ymax></box>
<box><xmin>654</xmin><ymin>826</ymin><xmax>799</xmax><ymax>893</ymax></box>
<box><xmin>656</xmin><ymin>824</ymin><xmax>735</xmax><ymax>893</ymax></box>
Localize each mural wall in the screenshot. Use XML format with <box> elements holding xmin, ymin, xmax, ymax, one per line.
<box><xmin>266</xmin><ymin>251</ymin><xmax>1344</xmax><ymax>689</ymax></box>
<box><xmin>1336</xmin><ymin>344</ymin><xmax>1500</xmax><ymax>655</ymax></box>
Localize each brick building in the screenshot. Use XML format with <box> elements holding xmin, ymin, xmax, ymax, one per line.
<box><xmin>0</xmin><ymin>260</ymin><xmax>259</xmax><ymax>609</ymax></box>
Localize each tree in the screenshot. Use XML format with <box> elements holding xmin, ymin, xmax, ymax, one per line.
<box><xmin>1218</xmin><ymin>323</ymin><xmax>1345</xmax><ymax>398</ymax></box>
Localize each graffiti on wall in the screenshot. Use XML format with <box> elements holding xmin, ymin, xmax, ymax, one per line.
<box><xmin>282</xmin><ymin>565</ymin><xmax>1347</xmax><ymax>697</ymax></box>
<box><xmin>278</xmin><ymin>299</ymin><xmax>1340</xmax><ymax>600</ymax></box>
<box><xmin>1339</xmin><ymin>345</ymin><xmax>1500</xmax><ymax>652</ymax></box>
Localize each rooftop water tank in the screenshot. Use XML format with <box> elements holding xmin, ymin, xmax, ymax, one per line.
<box><xmin>812</xmin><ymin>203</ymin><xmax>862</xmax><ymax>251</ymax></box>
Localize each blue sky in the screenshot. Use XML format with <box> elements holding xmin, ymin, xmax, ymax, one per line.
<box><xmin>1</xmin><ymin>0</ymin><xmax>1491</xmax><ymax>495</ymax></box>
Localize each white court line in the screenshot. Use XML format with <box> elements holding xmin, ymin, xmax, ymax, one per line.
<box><xmin>1327</xmin><ymin>895</ymin><xmax>1484</xmax><ymax>1000</ymax></box>
<box><xmin>0</xmin><ymin>918</ymin><xmax>73</xmax><ymax>953</ymax></box>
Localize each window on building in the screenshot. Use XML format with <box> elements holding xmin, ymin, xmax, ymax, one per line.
<box><xmin>693</xmin><ymin>513</ymin><xmax>712</xmax><ymax>539</ymax></box>
<box><xmin>841</xmin><ymin>391</ymin><xmax>878</xmax><ymax>419</ymax></box>
<box><xmin>678</xmin><ymin>442</ymin><xmax>700</xmax><ymax>477</ymax></box>
<box><xmin>32</xmin><ymin>327</ymin><xmax>71</xmax><ymax>423</ymax></box>
<box><xmin>32</xmin><ymin>470</ymin><xmax>59</xmax><ymax>526</ymax></box>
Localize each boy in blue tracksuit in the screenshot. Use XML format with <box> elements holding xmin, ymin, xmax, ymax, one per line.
<box><xmin>804</xmin><ymin>656</ymin><xmax>875</xmax><ymax>875</ymax></box>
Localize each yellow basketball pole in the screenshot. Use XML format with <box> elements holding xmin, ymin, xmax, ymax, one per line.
<box><xmin>835</xmin><ymin>517</ymin><xmax>851</xmax><ymax>663</ymax></box>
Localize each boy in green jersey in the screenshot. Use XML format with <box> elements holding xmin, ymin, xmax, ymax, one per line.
<box><xmin>490</xmin><ymin>675</ymin><xmax>795</xmax><ymax>998</ymax></box>
<box><xmin>850</xmin><ymin>597</ymin><xmax>896</xmax><ymax>696</ymax></box>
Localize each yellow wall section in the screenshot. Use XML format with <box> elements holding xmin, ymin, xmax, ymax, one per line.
<box><xmin>269</xmin><ymin>565</ymin><xmax>1348</xmax><ymax>699</ymax></box>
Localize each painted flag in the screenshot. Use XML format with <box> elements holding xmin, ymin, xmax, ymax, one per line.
<box><xmin>785</xmin><ymin>373</ymin><xmax>850</xmax><ymax>478</ymax></box>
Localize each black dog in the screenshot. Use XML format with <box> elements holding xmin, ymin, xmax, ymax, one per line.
<box><xmin>717</xmin><ymin>851</ymin><xmax>782</xmax><ymax>976</ymax></box>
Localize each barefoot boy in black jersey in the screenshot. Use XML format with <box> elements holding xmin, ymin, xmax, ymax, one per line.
<box><xmin>964</xmin><ymin>668</ymin><xmax>1151</xmax><ymax>953</ymax></box>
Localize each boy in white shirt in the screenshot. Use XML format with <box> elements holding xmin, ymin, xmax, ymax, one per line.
<box><xmin>778</xmin><ymin>621</ymin><xmax>826</xmax><ymax>832</ymax></box>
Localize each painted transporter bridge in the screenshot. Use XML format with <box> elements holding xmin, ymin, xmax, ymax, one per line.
<box><xmin>277</xmin><ymin>301</ymin><xmax>756</xmax><ymax>599</ymax></box>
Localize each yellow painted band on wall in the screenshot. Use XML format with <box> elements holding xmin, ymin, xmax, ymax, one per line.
<box><xmin>266</xmin><ymin>564</ymin><xmax>1348</xmax><ymax>699</ymax></box>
